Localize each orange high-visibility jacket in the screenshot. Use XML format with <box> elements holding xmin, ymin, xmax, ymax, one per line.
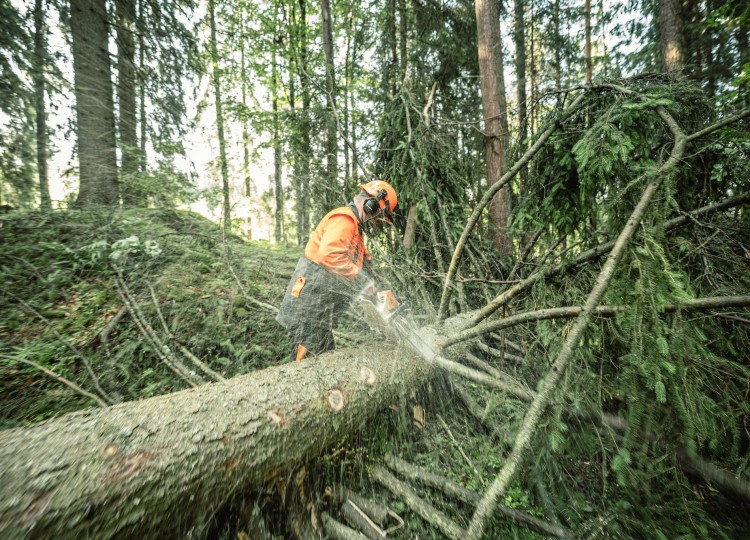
<box><xmin>304</xmin><ymin>206</ymin><xmax>371</xmax><ymax>280</ymax></box>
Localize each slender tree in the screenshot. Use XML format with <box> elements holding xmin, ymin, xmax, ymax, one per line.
<box><xmin>69</xmin><ymin>0</ymin><xmax>119</xmax><ymax>206</ymax></box>
<box><xmin>474</xmin><ymin>0</ymin><xmax>512</xmax><ymax>255</ymax></box>
<box><xmin>115</xmin><ymin>0</ymin><xmax>142</xmax><ymax>206</ymax></box>
<box><xmin>33</xmin><ymin>0</ymin><xmax>51</xmax><ymax>210</ymax></box>
<box><xmin>272</xmin><ymin>4</ymin><xmax>283</xmax><ymax>243</ymax></box>
<box><xmin>584</xmin><ymin>0</ymin><xmax>592</xmax><ymax>83</ymax></box>
<box><xmin>660</xmin><ymin>0</ymin><xmax>685</xmax><ymax>73</ymax></box>
<box><xmin>320</xmin><ymin>0</ymin><xmax>338</xmax><ymax>211</ymax></box>
<box><xmin>514</xmin><ymin>0</ymin><xmax>527</xmax><ymax>141</ymax></box>
<box><xmin>208</xmin><ymin>0</ymin><xmax>231</xmax><ymax>231</ymax></box>
<box><xmin>137</xmin><ymin>0</ymin><xmax>146</xmax><ymax>173</ymax></box>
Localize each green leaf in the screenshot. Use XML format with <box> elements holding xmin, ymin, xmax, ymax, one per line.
<box><xmin>655</xmin><ymin>381</ymin><xmax>667</xmax><ymax>403</ymax></box>
<box><xmin>656</xmin><ymin>336</ymin><xmax>669</xmax><ymax>356</ymax></box>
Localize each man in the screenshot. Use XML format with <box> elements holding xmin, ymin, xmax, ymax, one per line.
<box><xmin>276</xmin><ymin>180</ymin><xmax>398</xmax><ymax>361</ymax></box>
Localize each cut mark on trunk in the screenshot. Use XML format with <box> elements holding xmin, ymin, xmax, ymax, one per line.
<box><xmin>326</xmin><ymin>389</ymin><xmax>347</xmax><ymax>412</ymax></box>
<box><xmin>100</xmin><ymin>443</ymin><xmax>120</xmax><ymax>459</ymax></box>
<box><xmin>21</xmin><ymin>491</ymin><xmax>53</xmax><ymax>525</ymax></box>
<box><xmin>360</xmin><ymin>366</ymin><xmax>377</xmax><ymax>385</ymax></box>
<box><xmin>110</xmin><ymin>450</ymin><xmax>156</xmax><ymax>481</ymax></box>
<box><xmin>267</xmin><ymin>409</ymin><xmax>288</xmax><ymax>428</ymax></box>
<box><xmin>221</xmin><ymin>456</ymin><xmax>241</xmax><ymax>472</ymax></box>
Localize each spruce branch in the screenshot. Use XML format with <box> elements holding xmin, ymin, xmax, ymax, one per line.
<box><xmin>464</xmin><ymin>190</ymin><xmax>750</xmax><ymax>328</ymax></box>
<box><xmin>464</xmin><ymin>88</ymin><xmax>689</xmax><ymax>540</ymax></box>
<box><xmin>437</xmin><ymin>91</ymin><xmax>588</xmax><ymax>320</ymax></box>
<box><xmin>441</xmin><ymin>296</ymin><xmax>750</xmax><ymax>348</ymax></box>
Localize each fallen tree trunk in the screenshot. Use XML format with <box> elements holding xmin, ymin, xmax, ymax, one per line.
<box><xmin>0</xmin><ymin>346</ymin><xmax>436</xmax><ymax>538</ymax></box>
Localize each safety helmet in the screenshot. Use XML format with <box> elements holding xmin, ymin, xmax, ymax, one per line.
<box><xmin>360</xmin><ymin>180</ymin><xmax>398</xmax><ymax>220</ymax></box>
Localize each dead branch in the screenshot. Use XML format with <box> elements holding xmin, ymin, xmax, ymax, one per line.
<box><xmin>465</xmin><ymin>190</ymin><xmax>750</xmax><ymax>328</ymax></box>
<box><xmin>452</xmin><ymin>381</ymin><xmax>494</xmax><ymax>433</ymax></box>
<box><xmin>370</xmin><ymin>465</ymin><xmax>464</xmax><ymax>540</ymax></box>
<box><xmin>3</xmin><ymin>355</ymin><xmax>108</xmax><ymax>408</ymax></box>
<box><xmin>508</xmin><ymin>228</ymin><xmax>544</xmax><ymax>281</ymax></box>
<box><xmin>442</xmin><ymin>295</ymin><xmax>750</xmax><ymax>348</ymax></box>
<box><xmin>327</xmin><ymin>485</ymin><xmax>389</xmax><ymax>526</ymax></box>
<box><xmin>339</xmin><ymin>499</ymin><xmax>387</xmax><ymax>539</ymax></box>
<box><xmin>384</xmin><ymin>454</ymin><xmax>574</xmax><ymax>539</ymax></box>
<box><xmin>114</xmin><ymin>274</ymin><xmax>204</xmax><ymax>387</ymax></box>
<box><xmin>685</xmin><ymin>109</ymin><xmax>750</xmax><ymax>142</ymax></box>
<box><xmin>1</xmin><ymin>288</ymin><xmax>111</xmax><ymax>405</ymax></box>
<box><xmin>475</xmin><ymin>340</ymin><xmax>524</xmax><ymax>364</ymax></box>
<box><xmin>100</xmin><ymin>305</ymin><xmax>128</xmax><ymax>354</ymax></box>
<box><xmin>321</xmin><ymin>512</ymin><xmax>368</xmax><ymax>540</ymax></box>
<box><xmin>178</xmin><ymin>345</ymin><xmax>225</xmax><ymax>382</ymax></box>
<box><xmin>437</xmin><ymin>414</ymin><xmax>479</xmax><ymax>477</ymax></box>
<box><xmin>434</xmin><ymin>355</ymin><xmax>535</xmax><ymax>402</ymax></box>
<box><xmin>438</xmin><ymin>92</ymin><xmax>588</xmax><ymax>320</ymax></box>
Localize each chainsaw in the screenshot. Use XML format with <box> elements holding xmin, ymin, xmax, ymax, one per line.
<box><xmin>355</xmin><ymin>283</ymin><xmax>436</xmax><ymax>361</ymax></box>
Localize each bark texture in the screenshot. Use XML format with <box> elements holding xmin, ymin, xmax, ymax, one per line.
<box><xmin>33</xmin><ymin>0</ymin><xmax>51</xmax><ymax>210</ymax></box>
<box><xmin>0</xmin><ymin>347</ymin><xmax>435</xmax><ymax>538</ymax></box>
<box><xmin>70</xmin><ymin>0</ymin><xmax>119</xmax><ymax>206</ymax></box>
<box><xmin>208</xmin><ymin>0</ymin><xmax>231</xmax><ymax>231</ymax></box>
<box><xmin>320</xmin><ymin>0</ymin><xmax>338</xmax><ymax>211</ymax></box>
<box><xmin>115</xmin><ymin>0</ymin><xmax>142</xmax><ymax>206</ymax></box>
<box><xmin>660</xmin><ymin>0</ymin><xmax>685</xmax><ymax>73</ymax></box>
<box><xmin>474</xmin><ymin>0</ymin><xmax>512</xmax><ymax>254</ymax></box>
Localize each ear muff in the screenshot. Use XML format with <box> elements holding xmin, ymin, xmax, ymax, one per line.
<box><xmin>363</xmin><ymin>189</ymin><xmax>389</xmax><ymax>217</ymax></box>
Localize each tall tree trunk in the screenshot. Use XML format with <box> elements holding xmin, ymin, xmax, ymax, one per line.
<box><xmin>474</xmin><ymin>0</ymin><xmax>512</xmax><ymax>255</ymax></box>
<box><xmin>208</xmin><ymin>0</ymin><xmax>231</xmax><ymax>232</ymax></box>
<box><xmin>350</xmin><ymin>17</ymin><xmax>361</xmax><ymax>187</ymax></box>
<box><xmin>116</xmin><ymin>0</ymin><xmax>143</xmax><ymax>206</ymax></box>
<box><xmin>514</xmin><ymin>0</ymin><xmax>527</xmax><ymax>142</ymax></box>
<box><xmin>703</xmin><ymin>0</ymin><xmax>716</xmax><ymax>96</ymax></box>
<box><xmin>343</xmin><ymin>4</ymin><xmax>354</xmax><ymax>194</ymax></box>
<box><xmin>552</xmin><ymin>0</ymin><xmax>561</xmax><ymax>91</ymax></box>
<box><xmin>584</xmin><ymin>0</ymin><xmax>592</xmax><ymax>84</ymax></box>
<box><xmin>320</xmin><ymin>0</ymin><xmax>338</xmax><ymax>212</ymax></box>
<box><xmin>0</xmin><ymin>347</ymin><xmax>437</xmax><ymax>539</ymax></box>
<box><xmin>240</xmin><ymin>8</ymin><xmax>252</xmax><ymax>240</ymax></box>
<box><xmin>399</xmin><ymin>0</ymin><xmax>407</xmax><ymax>82</ymax></box>
<box><xmin>137</xmin><ymin>0</ymin><xmax>147</xmax><ymax>173</ymax></box>
<box><xmin>297</xmin><ymin>0</ymin><xmax>311</xmax><ymax>244</ymax></box>
<box><xmin>70</xmin><ymin>0</ymin><xmax>119</xmax><ymax>206</ymax></box>
<box><xmin>33</xmin><ymin>0</ymin><xmax>51</xmax><ymax>210</ymax></box>
<box><xmin>529</xmin><ymin>0</ymin><xmax>538</xmax><ymax>133</ymax></box>
<box><xmin>272</xmin><ymin>10</ymin><xmax>283</xmax><ymax>244</ymax></box>
<box><xmin>660</xmin><ymin>0</ymin><xmax>685</xmax><ymax>73</ymax></box>
<box><xmin>385</xmin><ymin>0</ymin><xmax>398</xmax><ymax>95</ymax></box>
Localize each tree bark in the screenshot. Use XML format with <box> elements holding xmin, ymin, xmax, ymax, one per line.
<box><xmin>660</xmin><ymin>0</ymin><xmax>685</xmax><ymax>73</ymax></box>
<box><xmin>0</xmin><ymin>347</ymin><xmax>436</xmax><ymax>538</ymax></box>
<box><xmin>584</xmin><ymin>0</ymin><xmax>592</xmax><ymax>84</ymax></box>
<box><xmin>320</xmin><ymin>0</ymin><xmax>338</xmax><ymax>212</ymax></box>
<box><xmin>474</xmin><ymin>0</ymin><xmax>512</xmax><ymax>255</ymax></box>
<box><xmin>272</xmin><ymin>5</ymin><xmax>284</xmax><ymax>244</ymax></box>
<box><xmin>137</xmin><ymin>0</ymin><xmax>147</xmax><ymax>173</ymax></box>
<box><xmin>514</xmin><ymin>0</ymin><xmax>527</xmax><ymax>141</ymax></box>
<box><xmin>208</xmin><ymin>0</ymin><xmax>231</xmax><ymax>232</ymax></box>
<box><xmin>70</xmin><ymin>0</ymin><xmax>119</xmax><ymax>206</ymax></box>
<box><xmin>33</xmin><ymin>0</ymin><xmax>51</xmax><ymax>210</ymax></box>
<box><xmin>116</xmin><ymin>0</ymin><xmax>143</xmax><ymax>206</ymax></box>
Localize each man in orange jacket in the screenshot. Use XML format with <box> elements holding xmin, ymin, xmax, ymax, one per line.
<box><xmin>276</xmin><ymin>180</ymin><xmax>398</xmax><ymax>361</ymax></box>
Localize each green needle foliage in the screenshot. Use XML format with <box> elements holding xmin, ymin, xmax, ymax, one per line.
<box><xmin>0</xmin><ymin>208</ymin><xmax>294</xmax><ymax>429</ymax></box>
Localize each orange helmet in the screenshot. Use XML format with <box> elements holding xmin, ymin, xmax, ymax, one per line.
<box><xmin>360</xmin><ymin>180</ymin><xmax>398</xmax><ymax>220</ymax></box>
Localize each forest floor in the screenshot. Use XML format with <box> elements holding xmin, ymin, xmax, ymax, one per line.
<box><xmin>1</xmin><ymin>208</ymin><xmax>748</xmax><ymax>539</ymax></box>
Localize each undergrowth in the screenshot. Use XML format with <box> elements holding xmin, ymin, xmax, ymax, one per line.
<box><xmin>0</xmin><ymin>208</ymin><xmax>295</xmax><ymax>428</ymax></box>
